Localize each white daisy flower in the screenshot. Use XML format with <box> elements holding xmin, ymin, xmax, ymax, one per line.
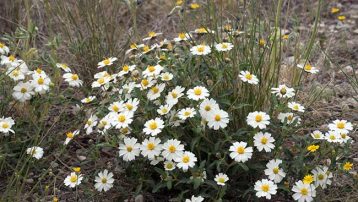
<box><xmin>64</xmin><ymin>172</ymin><xmax>83</xmax><ymax>188</ymax></box>
<box><xmin>254</xmin><ymin>179</ymin><xmax>277</xmax><ymax>199</ymax></box>
<box><xmin>185</xmin><ymin>195</ymin><xmax>204</xmax><ymax>202</ymax></box>
<box><xmin>264</xmin><ymin>159</ymin><xmax>286</xmax><ymax>183</ymax></box>
<box><xmin>187</xmin><ymin>86</ymin><xmax>209</xmax><ymax>101</ymax></box>
<box><xmin>175</xmin><ymin>151</ymin><xmax>197</xmax><ymax>171</ymax></box>
<box><xmin>1</xmin><ymin>55</ymin><xmax>20</xmax><ymax>67</ymax></box>
<box><xmin>271</xmin><ymin>84</ymin><xmax>295</xmax><ymax>98</ymax></box>
<box><xmin>253</xmin><ymin>132</ymin><xmax>275</xmax><ymax>152</ymax></box>
<box><xmin>277</xmin><ymin>112</ymin><xmax>301</xmax><ymax>125</ymax></box>
<box><xmin>141</xmin><ymin>137</ymin><xmax>162</xmax><ymax>159</ymax></box>
<box><xmin>84</xmin><ymin>114</ymin><xmax>98</xmax><ymax>135</ymax></box>
<box><xmin>94</xmin><ymin>169</ymin><xmax>114</xmax><ymax>192</ymax></box>
<box><xmin>328</xmin><ymin>119</ymin><xmax>353</xmax><ymax>134</ymax></box>
<box><xmin>312</xmin><ymin>166</ymin><xmax>332</xmax><ymax>189</ymax></box>
<box><xmin>166</xmin><ymin>86</ymin><xmax>185</xmax><ymax>105</ymax></box>
<box><xmin>26</xmin><ymin>146</ymin><xmax>44</xmax><ymax>159</ymax></box>
<box><xmin>161</xmin><ymin>139</ymin><xmax>185</xmax><ymax>161</ymax></box>
<box><xmin>206</xmin><ymin>109</ymin><xmax>229</xmax><ymax>130</ymax></box>
<box><xmin>108</xmin><ymin>101</ymin><xmax>124</xmax><ymax>113</ymax></box>
<box><xmin>297</xmin><ymin>63</ymin><xmax>319</xmax><ymax>74</ymax></box>
<box><xmin>123</xmin><ymin>98</ymin><xmax>140</xmax><ymax>113</ymax></box>
<box><xmin>6</xmin><ymin>67</ymin><xmax>26</xmax><ymax>81</ymax></box>
<box><xmin>214</xmin><ymin>173</ymin><xmax>229</xmax><ymax>186</ymax></box>
<box><xmin>143</xmin><ymin>64</ymin><xmax>163</xmax><ymax>78</ymax></box>
<box><xmin>118</xmin><ymin>64</ymin><xmax>136</xmax><ymax>77</ymax></box>
<box><xmin>142</xmin><ymin>31</ymin><xmax>162</xmax><ymax>41</ymax></box>
<box><xmin>215</xmin><ymin>42</ymin><xmax>234</xmax><ymax>52</ymax></box>
<box><xmin>31</xmin><ymin>75</ymin><xmax>51</xmax><ymax>94</ymax></box>
<box><xmin>190</xmin><ymin>45</ymin><xmax>211</xmax><ymax>56</ymax></box>
<box><xmin>164</xmin><ymin>161</ymin><xmax>176</xmax><ymax>171</ymax></box>
<box><xmin>31</xmin><ymin>68</ymin><xmax>48</xmax><ymax>78</ymax></box>
<box><xmin>63</xmin><ymin>73</ymin><xmax>83</xmax><ymax>87</ymax></box>
<box><xmin>64</xmin><ymin>130</ymin><xmax>79</xmax><ymax>145</ymax></box>
<box><xmin>12</xmin><ymin>81</ymin><xmax>34</xmax><ymax>102</ymax></box>
<box><xmin>0</xmin><ymin>117</ymin><xmax>15</xmax><ymax>134</ymax></box>
<box><xmin>0</xmin><ymin>42</ymin><xmax>10</xmax><ymax>55</ymax></box>
<box><xmin>239</xmin><ymin>71</ymin><xmax>259</xmax><ymax>85</ymax></box>
<box><xmin>56</xmin><ymin>63</ymin><xmax>71</xmax><ymax>72</ymax></box>
<box><xmin>81</xmin><ymin>96</ymin><xmax>96</xmax><ymax>104</ymax></box>
<box><xmin>178</xmin><ymin>107</ymin><xmax>196</xmax><ymax>120</ymax></box>
<box><xmin>143</xmin><ymin>118</ymin><xmax>165</xmax><ymax>136</ymax></box>
<box><xmin>97</xmin><ymin>57</ymin><xmax>117</xmax><ymax>68</ymax></box>
<box><xmin>139</xmin><ymin>77</ymin><xmax>156</xmax><ymax>90</ymax></box>
<box><xmin>160</xmin><ymin>72</ymin><xmax>173</xmax><ymax>81</ymax></box>
<box><xmin>229</xmin><ymin>141</ymin><xmax>253</xmax><ymax>163</ymax></box>
<box><xmin>174</xmin><ymin>32</ymin><xmax>191</xmax><ymax>42</ymax></box>
<box><xmin>292</xmin><ymin>180</ymin><xmax>316</xmax><ymax>202</ymax></box>
<box><xmin>147</xmin><ymin>83</ymin><xmax>165</xmax><ymax>101</ymax></box>
<box><xmin>199</xmin><ymin>98</ymin><xmax>220</xmax><ymax>119</ymax></box>
<box><xmin>113</xmin><ymin>111</ymin><xmax>134</xmax><ymax>129</ymax></box>
<box><xmin>118</xmin><ymin>137</ymin><xmax>140</xmax><ymax>161</ymax></box>
<box><xmin>246</xmin><ymin>111</ymin><xmax>270</xmax><ymax>129</ymax></box>
<box><xmin>310</xmin><ymin>130</ymin><xmax>324</xmax><ymax>140</ymax></box>
<box><xmin>324</xmin><ymin>130</ymin><xmax>342</xmax><ymax>143</ymax></box>
<box><xmin>288</xmin><ymin>102</ymin><xmax>305</xmax><ymax>112</ymax></box>
<box><xmin>157</xmin><ymin>104</ymin><xmax>173</xmax><ymax>115</ymax></box>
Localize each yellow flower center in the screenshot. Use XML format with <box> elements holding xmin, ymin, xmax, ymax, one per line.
<box><xmin>197</xmin><ymin>28</ymin><xmax>207</xmax><ymax>33</ymax></box>
<box><xmin>329</xmin><ymin>135</ymin><xmax>336</xmax><ymax>140</ymax></box>
<box><xmin>194</xmin><ymin>88</ymin><xmax>202</xmax><ymax>95</ymax></box>
<box><xmin>280</xmin><ymin>87</ymin><xmax>287</xmax><ymax>95</ymax></box>
<box><xmin>118</xmin><ymin>115</ymin><xmax>126</xmax><ymax>123</ymax></box>
<box><xmin>97</xmin><ymin>77</ymin><xmax>105</xmax><ymax>84</ymax></box>
<box><xmin>101</xmin><ymin>178</ymin><xmax>107</xmax><ymax>184</ymax></box>
<box><xmin>190</xmin><ymin>3</ymin><xmax>200</xmax><ymax>9</ymax></box>
<box><xmin>204</xmin><ymin>105</ymin><xmax>211</xmax><ymax>111</ymax></box>
<box><xmin>304</xmin><ymin>64</ymin><xmax>312</xmax><ymax>71</ymax></box>
<box><xmin>221</xmin><ymin>43</ymin><xmax>228</xmax><ymax>49</ymax></box>
<box><xmin>2</xmin><ymin>123</ymin><xmax>9</xmax><ymax>129</ymax></box>
<box><xmin>71</xmin><ymin>74</ymin><xmax>79</xmax><ymax>81</ymax></box>
<box><xmin>338</xmin><ymin>15</ymin><xmax>346</xmax><ymax>21</ymax></box>
<box><xmin>317</xmin><ymin>174</ymin><xmax>324</xmax><ymax>180</ymax></box>
<box><xmin>66</xmin><ymin>132</ymin><xmax>74</xmax><ymax>139</ymax></box>
<box><xmin>36</xmin><ymin>68</ymin><xmax>42</xmax><ymax>74</ymax></box>
<box><xmin>293</xmin><ymin>105</ymin><xmax>299</xmax><ymax>110</ymax></box>
<box><xmin>337</xmin><ymin>122</ymin><xmax>345</xmax><ymax>129</ymax></box>
<box><xmin>86</xmin><ymin>120</ymin><xmax>92</xmax><ymax>125</ymax></box>
<box><xmin>331</xmin><ymin>7</ymin><xmax>340</xmax><ymax>14</ymax></box>
<box><xmin>21</xmin><ymin>88</ymin><xmax>27</xmax><ymax>93</ymax></box>
<box><xmin>143</xmin><ymin>45</ymin><xmax>150</xmax><ymax>52</ymax></box>
<box><xmin>112</xmin><ymin>105</ymin><xmax>119</xmax><ymax>112</ymax></box>
<box><xmin>149</xmin><ymin>122</ymin><xmax>158</xmax><ymax>130</ymax></box>
<box><xmin>126</xmin><ymin>146</ymin><xmax>133</xmax><ymax>152</ymax></box>
<box><xmin>197</xmin><ymin>46</ymin><xmax>205</xmax><ymax>53</ymax></box>
<box><xmin>0</xmin><ymin>42</ymin><xmax>4</xmax><ymax>48</ymax></box>
<box><xmin>161</xmin><ymin>108</ymin><xmax>168</xmax><ymax>113</ymax></box>
<box><xmin>151</xmin><ymin>86</ymin><xmax>159</xmax><ymax>94</ymax></box>
<box><xmin>148</xmin><ymin>65</ymin><xmax>156</xmax><ymax>72</ymax></box>
<box><xmin>184</xmin><ymin>111</ymin><xmax>191</xmax><ymax>116</ymax></box>
<box><xmin>126</xmin><ymin>103</ymin><xmax>133</xmax><ymax>110</ymax></box>
<box><xmin>141</xmin><ymin>79</ymin><xmax>149</xmax><ymax>86</ymax></box>
<box><xmin>300</xmin><ymin>188</ymin><xmax>308</xmax><ymax>196</ymax></box>
<box><xmin>130</xmin><ymin>43</ymin><xmax>137</xmax><ymax>49</ymax></box>
<box><xmin>70</xmin><ymin>175</ymin><xmax>78</xmax><ymax>183</ymax></box>
<box><xmin>218</xmin><ymin>177</ymin><xmax>225</xmax><ymax>184</ymax></box>
<box><xmin>237</xmin><ymin>146</ymin><xmax>245</xmax><ymax>154</ymax></box>
<box><xmin>178</xmin><ymin>33</ymin><xmax>186</xmax><ymax>39</ymax></box>
<box><xmin>303</xmin><ymin>175</ymin><xmax>314</xmax><ymax>184</ymax></box>
<box><xmin>168</xmin><ymin>145</ymin><xmax>176</xmax><ymax>153</ymax></box>
<box><xmin>9</xmin><ymin>55</ymin><xmax>16</xmax><ymax>62</ymax></box>
<box><xmin>103</xmin><ymin>59</ymin><xmax>110</xmax><ymax>65</ymax></box>
<box><xmin>261</xmin><ymin>184</ymin><xmax>269</xmax><ymax>192</ymax></box>
<box><xmin>12</xmin><ymin>70</ymin><xmax>20</xmax><ymax>77</ymax></box>
<box><xmin>148</xmin><ymin>31</ymin><xmax>156</xmax><ymax>37</ymax></box>
<box><xmin>341</xmin><ymin>133</ymin><xmax>347</xmax><ymax>139</ymax></box>
<box><xmin>166</xmin><ymin>163</ymin><xmax>174</xmax><ymax>169</ymax></box>
<box><xmin>37</xmin><ymin>77</ymin><xmax>45</xmax><ymax>85</ymax></box>
<box><xmin>182</xmin><ymin>155</ymin><xmax>190</xmax><ymax>163</ymax></box>
<box><xmin>215</xmin><ymin>115</ymin><xmax>221</xmax><ymax>121</ymax></box>
<box><xmin>122</xmin><ymin>65</ymin><xmax>129</xmax><ymax>72</ymax></box>
<box><xmin>260</xmin><ymin>137</ymin><xmax>268</xmax><ymax>144</ymax></box>
<box><xmin>147</xmin><ymin>142</ymin><xmax>155</xmax><ymax>150</ymax></box>
<box><xmin>255</xmin><ymin>114</ymin><xmax>262</xmax><ymax>122</ymax></box>
<box><xmin>245</xmin><ymin>73</ymin><xmax>252</xmax><ymax>80</ymax></box>
<box><xmin>171</xmin><ymin>92</ymin><xmax>178</xmax><ymax>98</ymax></box>
<box><xmin>273</xmin><ymin>167</ymin><xmax>279</xmax><ymax>174</ymax></box>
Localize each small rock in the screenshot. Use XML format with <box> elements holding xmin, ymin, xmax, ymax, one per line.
<box><xmin>77</xmin><ymin>155</ymin><xmax>86</xmax><ymax>161</ymax></box>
